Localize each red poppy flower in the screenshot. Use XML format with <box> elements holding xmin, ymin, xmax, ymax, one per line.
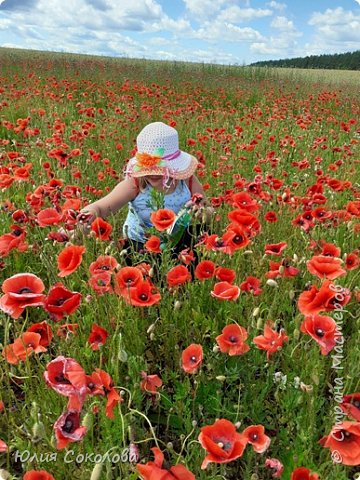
<box><xmin>307</xmin><ymin>255</ymin><xmax>346</xmax><ymax>280</ymax></box>
<box><xmin>88</xmin><ymin>271</ymin><xmax>113</xmax><ymax>294</ymax></box>
<box><xmin>216</xmin><ymin>324</ymin><xmax>249</xmax><ymax>356</ymax></box>
<box><xmin>144</xmin><ymin>235</ymin><xmax>162</xmax><ymax>253</ymax></box>
<box><xmin>44</xmin><ymin>283</ymin><xmax>81</xmax><ymax>321</ymax></box>
<box><xmin>211</xmin><ymin>281</ymin><xmax>240</xmax><ymax>301</ymax></box>
<box><xmin>266</xmin><ymin>260</ymin><xmax>299</xmax><ymax>279</ymax></box>
<box><xmin>300</xmin><ymin>314</ymin><xmax>337</xmax><ymax>355</ymax></box>
<box><xmin>0</xmin><ymin>273</ymin><xmax>45</xmax><ymax>319</ymax></box>
<box><xmin>253</xmin><ymin>322</ymin><xmax>289</xmax><ymax>359</ymax></box>
<box><xmin>320</xmin><ymin>421</ymin><xmax>360</xmax><ymax>465</ymax></box>
<box><xmin>194</xmin><ymin>260</ymin><xmax>216</xmax><ymax>280</ymax></box>
<box><xmin>23</xmin><ymin>470</ymin><xmax>56</xmax><ymax>480</ymax></box>
<box><xmin>54</xmin><ymin>410</ymin><xmax>87</xmax><ymax>449</ymax></box>
<box><xmin>0</xmin><ymin>439</ymin><xmax>8</xmax><ymax>453</ymax></box>
<box><xmin>298</xmin><ymin>281</ymin><xmax>351</xmax><ymax>315</ymax></box>
<box><xmin>114</xmin><ymin>267</ymin><xmax>143</xmax><ymax>294</ymax></box>
<box><xmin>90</xmin><ymin>217</ymin><xmax>113</xmax><ymax>240</ymax></box>
<box><xmin>204</xmin><ymin>234</ymin><xmax>234</xmax><ymax>254</ymax></box>
<box><xmin>341</xmin><ymin>393</ymin><xmax>360</xmax><ymax>421</ymax></box>
<box><xmin>222</xmin><ymin>224</ymin><xmax>250</xmax><ymax>253</ymax></box>
<box><xmin>198</xmin><ymin>418</ymin><xmax>247</xmax><ymax>469</ymax></box>
<box><xmin>231</xmin><ymin>192</ymin><xmax>260</xmax><ymax>212</ymax></box>
<box><xmin>227</xmin><ymin>209</ymin><xmax>261</xmax><ymax>236</ymax></box>
<box><xmin>178</xmin><ymin>248</ymin><xmax>195</xmax><ymax>265</ymax></box>
<box><xmin>345</xmin><ymin>252</ymin><xmax>360</xmax><ymax>270</ymax></box>
<box><xmin>320</xmin><ymin>241</ymin><xmax>341</xmax><ymax>257</ymax></box>
<box><xmin>264</xmin><ymin>242</ymin><xmax>287</xmax><ymax>256</ymax></box>
<box><xmin>92</xmin><ymin>368</ymin><xmax>122</xmax><ymax>419</ymax></box>
<box><xmin>57</xmin><ymin>244</ymin><xmax>85</xmax><ymax>277</ymax></box>
<box><xmin>3</xmin><ymin>332</ymin><xmax>47</xmax><ymax>365</ymax></box>
<box><xmin>44</xmin><ymin>356</ymin><xmax>87</xmax><ymax>408</ymax></box>
<box><xmin>121</xmin><ymin>280</ymin><xmax>161</xmax><ymax>307</ymax></box>
<box><xmin>166</xmin><ymin>265</ymin><xmax>191</xmax><ymax>287</ymax></box>
<box><xmin>291</xmin><ymin>467</ymin><xmax>319</xmax><ymax>480</ymax></box>
<box><xmin>264</xmin><ymin>458</ymin><xmax>284</xmax><ymax>478</ymax></box>
<box><xmin>240</xmin><ymin>276</ymin><xmax>262</xmax><ymax>296</ymax></box>
<box><xmin>242</xmin><ymin>425</ymin><xmax>271</xmax><ymax>453</ymax></box>
<box><xmin>137</xmin><ymin>447</ymin><xmax>195</xmax><ymax>480</ymax></box>
<box><xmin>26</xmin><ymin>321</ymin><xmax>53</xmax><ymax>347</ymax></box>
<box><xmin>56</xmin><ymin>323</ymin><xmax>79</xmax><ymax>339</ymax></box>
<box><xmin>140</xmin><ymin>371</ymin><xmax>163</xmax><ymax>394</ymax></box>
<box><xmin>150</xmin><ymin>208</ymin><xmax>176</xmax><ymax>231</ymax></box>
<box><xmin>88</xmin><ymin>323</ymin><xmax>109</xmax><ymax>350</ymax></box>
<box><xmin>0</xmin><ymin>226</ymin><xmax>28</xmax><ymax>257</ymax></box>
<box><xmin>37</xmin><ymin>208</ymin><xmax>63</xmax><ymax>227</ymax></box>
<box><xmin>264</xmin><ymin>211</ymin><xmax>278</xmax><ymax>222</ymax></box>
<box><xmin>89</xmin><ymin>255</ymin><xmax>119</xmax><ymax>274</ymax></box>
<box><xmin>215</xmin><ymin>266</ymin><xmax>236</xmax><ymax>283</ymax></box>
<box><xmin>182</xmin><ymin>344</ymin><xmax>203</xmax><ymax>374</ymax></box>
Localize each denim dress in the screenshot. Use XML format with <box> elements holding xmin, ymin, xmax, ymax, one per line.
<box><xmin>123</xmin><ymin>180</ymin><xmax>191</xmax><ymax>243</ymax></box>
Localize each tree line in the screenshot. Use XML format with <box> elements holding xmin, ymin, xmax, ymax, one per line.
<box><xmin>250</xmin><ymin>50</ymin><xmax>360</xmax><ymax>70</ymax></box>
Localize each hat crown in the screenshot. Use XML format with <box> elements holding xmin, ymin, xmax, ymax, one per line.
<box><xmin>136</xmin><ymin>122</ymin><xmax>179</xmax><ymax>156</ymax></box>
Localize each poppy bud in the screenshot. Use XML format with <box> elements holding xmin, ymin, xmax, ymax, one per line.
<box><xmin>149</xmin><ymin>268</ymin><xmax>155</xmax><ymax>278</ymax></box>
<box><xmin>288</xmin><ymin>290</ymin><xmax>295</xmax><ymax>300</ymax></box>
<box><xmin>300</xmin><ymin>382</ymin><xmax>313</xmax><ymax>393</ymax></box>
<box><xmin>0</xmin><ymin>470</ymin><xmax>10</xmax><ymax>480</ymax></box>
<box><xmin>174</xmin><ymin>300</ymin><xmax>182</xmax><ymax>310</ymax></box>
<box><xmin>30</xmin><ymin>402</ymin><xmax>40</xmax><ymax>420</ymax></box>
<box><xmin>266</xmin><ymin>279</ymin><xmax>278</xmax><ymax>287</ymax></box>
<box><xmin>293</xmin><ymin>328</ymin><xmax>300</xmax><ymax>341</ymax></box>
<box><xmin>119</xmin><ymin>249</ymin><xmax>128</xmax><ymax>257</ymax></box>
<box><xmin>32</xmin><ymin>420</ymin><xmax>46</xmax><ymax>441</ymax></box>
<box><xmin>82</xmin><ymin>412</ymin><xmax>93</xmax><ymax>430</ymax></box>
<box><xmin>252</xmin><ymin>307</ymin><xmax>260</xmax><ymax>317</ymax></box>
<box><xmin>212</xmin><ymin>345</ymin><xmax>220</xmax><ymax>353</ymax></box>
<box><xmin>150</xmin><ymin>333</ymin><xmax>155</xmax><ymax>341</ymax></box>
<box><xmin>118</xmin><ymin>347</ymin><xmax>128</xmax><ymax>362</ymax></box>
<box><xmin>167</xmin><ymin>442</ymin><xmax>174</xmax><ymax>450</ymax></box>
<box><xmin>293</xmin><ymin>253</ymin><xmax>299</xmax><ymax>263</ymax></box>
<box><xmin>235</xmin><ymin>421</ymin><xmax>241</xmax><ymax>429</ymax></box>
<box><xmin>278</xmin><ymin>265</ymin><xmax>285</xmax><ymax>274</ymax></box>
<box><xmin>90</xmin><ymin>462</ymin><xmax>104</xmax><ymax>480</ymax></box>
<box><xmin>251</xmin><ymin>475</ymin><xmax>259</xmax><ymax>480</ymax></box>
<box><xmin>244</xmin><ymin>250</ymin><xmax>253</xmax><ymax>255</ymax></box>
<box><xmin>192</xmin><ymin>420</ymin><xmax>198</xmax><ymax>427</ymax></box>
<box><xmin>216</xmin><ymin>375</ymin><xmax>226</xmax><ymax>382</ymax></box>
<box><xmin>147</xmin><ymin>323</ymin><xmax>156</xmax><ymax>334</ymax></box>
<box><xmin>256</xmin><ymin>318</ymin><xmax>263</xmax><ymax>330</ymax></box>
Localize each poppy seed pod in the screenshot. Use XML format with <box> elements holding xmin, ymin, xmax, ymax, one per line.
<box><xmin>90</xmin><ymin>462</ymin><xmax>103</xmax><ymax>480</ymax></box>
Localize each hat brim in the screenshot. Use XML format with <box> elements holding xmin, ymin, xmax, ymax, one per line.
<box><xmin>125</xmin><ymin>152</ymin><xmax>198</xmax><ymax>180</ymax></box>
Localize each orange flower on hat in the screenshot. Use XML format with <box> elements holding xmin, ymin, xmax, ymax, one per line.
<box><xmin>135</xmin><ymin>152</ymin><xmax>163</xmax><ymax>169</ymax></box>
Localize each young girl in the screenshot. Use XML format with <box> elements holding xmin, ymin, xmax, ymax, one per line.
<box><xmin>77</xmin><ymin>122</ymin><xmax>212</xmax><ymax>260</ymax></box>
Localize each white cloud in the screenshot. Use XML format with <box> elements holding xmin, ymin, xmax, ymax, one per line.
<box><xmin>266</xmin><ymin>1</ymin><xmax>286</xmax><ymax>12</ymax></box>
<box><xmin>195</xmin><ymin>21</ymin><xmax>265</xmax><ymax>43</ymax></box>
<box><xmin>217</xmin><ymin>6</ymin><xmax>273</xmax><ymax>23</ymax></box>
<box><xmin>271</xmin><ymin>16</ymin><xmax>297</xmax><ymax>32</ymax></box>
<box><xmin>183</xmin><ymin>0</ymin><xmax>228</xmax><ymax>19</ymax></box>
<box><xmin>307</xmin><ymin>7</ymin><xmax>360</xmax><ymax>53</ymax></box>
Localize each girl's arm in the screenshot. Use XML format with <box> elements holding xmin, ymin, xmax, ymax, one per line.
<box><xmin>80</xmin><ymin>177</ymin><xmax>138</xmax><ymax>219</ymax></box>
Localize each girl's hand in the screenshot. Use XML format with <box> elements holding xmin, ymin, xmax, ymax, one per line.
<box><xmin>75</xmin><ymin>211</ymin><xmax>96</xmax><ymax>238</ymax></box>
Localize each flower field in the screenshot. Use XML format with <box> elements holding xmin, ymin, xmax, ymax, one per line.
<box><xmin>0</xmin><ymin>49</ymin><xmax>359</xmax><ymax>480</ymax></box>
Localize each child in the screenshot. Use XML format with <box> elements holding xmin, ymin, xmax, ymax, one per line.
<box><xmin>77</xmin><ymin>122</ymin><xmax>212</xmax><ymax>261</ymax></box>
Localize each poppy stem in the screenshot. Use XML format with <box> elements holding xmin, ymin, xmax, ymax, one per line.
<box><xmin>128</xmin><ymin>407</ymin><xmax>160</xmax><ymax>448</ymax></box>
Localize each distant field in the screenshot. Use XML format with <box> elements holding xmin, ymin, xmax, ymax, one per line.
<box><xmin>264</xmin><ymin>66</ymin><xmax>360</xmax><ymax>86</ymax></box>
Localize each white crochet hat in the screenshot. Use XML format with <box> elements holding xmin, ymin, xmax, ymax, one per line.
<box><xmin>125</xmin><ymin>122</ymin><xmax>198</xmax><ymax>180</ymax></box>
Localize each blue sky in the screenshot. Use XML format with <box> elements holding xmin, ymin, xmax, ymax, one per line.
<box><xmin>0</xmin><ymin>0</ymin><xmax>359</xmax><ymax>64</ymax></box>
